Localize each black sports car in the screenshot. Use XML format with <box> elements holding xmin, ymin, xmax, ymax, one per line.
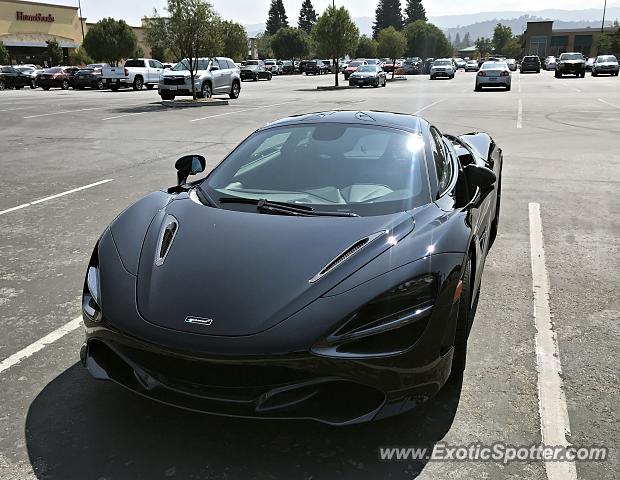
<box><xmin>81</xmin><ymin>111</ymin><xmax>502</xmax><ymax>425</ymax></box>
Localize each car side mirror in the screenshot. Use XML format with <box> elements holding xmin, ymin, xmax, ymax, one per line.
<box><xmin>175</xmin><ymin>155</ymin><xmax>206</xmax><ymax>186</ymax></box>
<box><xmin>464</xmin><ymin>164</ymin><xmax>496</xmax><ymax>208</ymax></box>
<box><xmin>210</xmin><ymin>66</ymin><xmax>219</xmax><ymax>71</ymax></box>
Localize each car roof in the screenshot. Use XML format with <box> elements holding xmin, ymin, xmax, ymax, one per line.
<box><xmin>263</xmin><ymin>111</ymin><xmax>425</xmax><ymax>134</ymax></box>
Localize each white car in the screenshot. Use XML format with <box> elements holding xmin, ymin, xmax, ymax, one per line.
<box><xmin>102</xmin><ymin>58</ymin><xmax>166</xmax><ymax>91</ymax></box>
<box><xmin>430</xmin><ymin>59</ymin><xmax>455</xmax><ymax>79</ymax></box>
<box><xmin>264</xmin><ymin>59</ymin><xmax>281</xmax><ymax>75</ymax></box>
<box><xmin>159</xmin><ymin>57</ymin><xmax>241</xmax><ymax>100</ymax></box>
<box><xmin>475</xmin><ymin>61</ymin><xmax>512</xmax><ymax>91</ymax></box>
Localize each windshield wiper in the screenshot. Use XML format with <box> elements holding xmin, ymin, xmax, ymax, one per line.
<box><xmin>219</xmin><ymin>197</ymin><xmax>359</xmax><ymax>217</ymax></box>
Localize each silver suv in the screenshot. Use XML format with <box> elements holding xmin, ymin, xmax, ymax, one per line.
<box><xmin>159</xmin><ymin>57</ymin><xmax>241</xmax><ymax>100</ymax></box>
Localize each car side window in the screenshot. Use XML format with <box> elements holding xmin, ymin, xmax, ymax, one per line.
<box><xmin>154</xmin><ymin>60</ymin><xmax>164</xmax><ymax>69</ymax></box>
<box><xmin>217</xmin><ymin>59</ymin><xmax>228</xmax><ymax>70</ymax></box>
<box><xmin>226</xmin><ymin>60</ymin><xmax>236</xmax><ymax>69</ymax></box>
<box><xmin>430</xmin><ymin>127</ymin><xmax>453</xmax><ymax>195</ymax></box>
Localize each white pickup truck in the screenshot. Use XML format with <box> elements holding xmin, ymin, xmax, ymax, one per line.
<box><xmin>102</xmin><ymin>58</ymin><xmax>166</xmax><ymax>91</ymax></box>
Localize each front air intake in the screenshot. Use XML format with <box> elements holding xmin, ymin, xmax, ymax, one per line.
<box><xmin>155</xmin><ymin>216</ymin><xmax>178</xmax><ymax>266</ymax></box>
<box><xmin>309</xmin><ymin>231</ymin><xmax>387</xmax><ymax>283</ymax></box>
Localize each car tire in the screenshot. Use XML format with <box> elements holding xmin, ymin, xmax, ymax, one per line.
<box><xmin>133</xmin><ymin>76</ymin><xmax>144</xmax><ymax>91</ymax></box>
<box><xmin>61</xmin><ymin>80</ymin><xmax>69</xmax><ymax>90</ymax></box>
<box><xmin>199</xmin><ymin>82</ymin><xmax>212</xmax><ymax>99</ymax></box>
<box><xmin>555</xmin><ymin>71</ymin><xmax>560</xmax><ymax>78</ymax></box>
<box><xmin>145</xmin><ymin>84</ymin><xmax>154</xmax><ymax>90</ymax></box>
<box><xmin>42</xmin><ymin>86</ymin><xmax>50</xmax><ymax>91</ymax></box>
<box><xmin>580</xmin><ymin>71</ymin><xmax>585</xmax><ymax>78</ymax></box>
<box><xmin>450</xmin><ymin>256</ymin><xmax>474</xmax><ymax>379</ymax></box>
<box><xmin>592</xmin><ymin>71</ymin><xmax>597</xmax><ymax>77</ymax></box>
<box><xmin>268</xmin><ymin>73</ymin><xmax>272</xmax><ymax>81</ymax></box>
<box><xmin>229</xmin><ymin>80</ymin><xmax>240</xmax><ymax>99</ymax></box>
<box><xmin>253</xmin><ymin>75</ymin><xmax>258</xmax><ymax>81</ymax></box>
<box><xmin>97</xmin><ymin>79</ymin><xmax>104</xmax><ymax>90</ymax></box>
<box><xmin>110</xmin><ymin>85</ymin><xmax>119</xmax><ymax>91</ymax></box>
<box><xmin>160</xmin><ymin>92</ymin><xmax>175</xmax><ymax>101</ymax></box>
<box><xmin>489</xmin><ymin>176</ymin><xmax>502</xmax><ymax>248</ymax></box>
<box><xmin>475</xmin><ymin>84</ymin><xmax>481</xmax><ymax>91</ymax></box>
<box><xmin>506</xmin><ymin>84</ymin><xmax>511</xmax><ymax>91</ymax></box>
<box><xmin>0</xmin><ymin>80</ymin><xmax>5</xmax><ymax>91</ymax></box>
<box><xmin>30</xmin><ymin>80</ymin><xmax>36</xmax><ymax>89</ymax></box>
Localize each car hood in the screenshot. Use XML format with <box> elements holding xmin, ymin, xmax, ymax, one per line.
<box><xmin>242</xmin><ymin>66</ymin><xmax>258</xmax><ymax>71</ymax></box>
<box><xmin>136</xmin><ymin>197</ymin><xmax>415</xmax><ymax>337</ymax></box>
<box><xmin>560</xmin><ymin>60</ymin><xmax>584</xmax><ymax>64</ymax></box>
<box><xmin>351</xmin><ymin>72</ymin><xmax>376</xmax><ymax>77</ymax></box>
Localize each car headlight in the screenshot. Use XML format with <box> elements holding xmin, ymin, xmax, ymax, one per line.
<box><xmin>82</xmin><ymin>246</ymin><xmax>102</xmax><ymax>322</ymax></box>
<box><xmin>312</xmin><ymin>274</ymin><xmax>437</xmax><ymax>357</ymax></box>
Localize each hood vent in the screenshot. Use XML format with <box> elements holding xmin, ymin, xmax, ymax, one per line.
<box><xmin>155</xmin><ymin>216</ymin><xmax>178</xmax><ymax>266</ymax></box>
<box><xmin>309</xmin><ymin>230</ymin><xmax>387</xmax><ymax>284</ymax></box>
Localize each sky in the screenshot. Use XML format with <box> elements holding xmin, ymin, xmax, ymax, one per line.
<box><xmin>24</xmin><ymin>0</ymin><xmax>617</xmax><ymax>26</ymax></box>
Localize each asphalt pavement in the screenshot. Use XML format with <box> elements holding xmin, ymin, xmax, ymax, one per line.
<box><xmin>0</xmin><ymin>69</ymin><xmax>618</xmax><ymax>479</ymax></box>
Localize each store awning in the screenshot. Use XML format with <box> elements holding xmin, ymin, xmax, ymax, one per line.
<box><xmin>1</xmin><ymin>40</ymin><xmax>79</xmax><ymax>48</ymax></box>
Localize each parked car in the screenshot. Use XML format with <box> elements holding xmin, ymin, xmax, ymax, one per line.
<box><xmin>37</xmin><ymin>66</ymin><xmax>80</xmax><ymax>90</ymax></box>
<box><xmin>14</xmin><ymin>66</ymin><xmax>38</xmax><ymax>88</ymax></box>
<box><xmin>80</xmin><ymin>110</ymin><xmax>502</xmax><ymax>425</ymax></box>
<box><xmin>543</xmin><ymin>56</ymin><xmax>556</xmax><ymax>70</ymax></box>
<box><xmin>159</xmin><ymin>57</ymin><xmax>241</xmax><ymax>100</ymax></box>
<box><xmin>72</xmin><ymin>65</ymin><xmax>107</xmax><ymax>90</ymax></box>
<box><xmin>555</xmin><ymin>52</ymin><xmax>586</xmax><ymax>78</ymax></box>
<box><xmin>430</xmin><ymin>59</ymin><xmax>455</xmax><ymax>79</ymax></box>
<box><xmin>586</xmin><ymin>57</ymin><xmax>595</xmax><ymax>71</ymax></box>
<box><xmin>102</xmin><ymin>58</ymin><xmax>165</xmax><ymax>91</ymax></box>
<box><xmin>382</xmin><ymin>60</ymin><xmax>403</xmax><ymax>73</ymax></box>
<box><xmin>475</xmin><ymin>61</ymin><xmax>511</xmax><ymax>91</ymax></box>
<box><xmin>465</xmin><ymin>60</ymin><xmax>479</xmax><ymax>72</ymax></box>
<box><xmin>520</xmin><ymin>55</ymin><xmax>541</xmax><ymax>73</ymax></box>
<box><xmin>240</xmin><ymin>59</ymin><xmax>271</xmax><ymax>82</ymax></box>
<box><xmin>343</xmin><ymin>60</ymin><xmax>367</xmax><ymax>79</ymax></box>
<box><xmin>423</xmin><ymin>58</ymin><xmax>435</xmax><ymax>74</ymax></box>
<box><xmin>281</xmin><ymin>61</ymin><xmax>295</xmax><ymax>74</ymax></box>
<box><xmin>0</xmin><ymin>65</ymin><xmax>33</xmax><ymax>90</ymax></box>
<box><xmin>505</xmin><ymin>59</ymin><xmax>517</xmax><ymax>71</ymax></box>
<box><xmin>592</xmin><ymin>55</ymin><xmax>619</xmax><ymax>76</ymax></box>
<box><xmin>264</xmin><ymin>59</ymin><xmax>281</xmax><ymax>75</ymax></box>
<box><xmin>304</xmin><ymin>60</ymin><xmax>328</xmax><ymax>75</ymax></box>
<box><xmin>299</xmin><ymin>60</ymin><xmax>313</xmax><ymax>73</ymax></box>
<box><xmin>348</xmin><ymin>65</ymin><xmax>387</xmax><ymax>88</ymax></box>
<box><xmin>401</xmin><ymin>58</ymin><xmax>422</xmax><ymax>74</ymax></box>
<box><xmin>455</xmin><ymin>58</ymin><xmax>467</xmax><ymax>70</ymax></box>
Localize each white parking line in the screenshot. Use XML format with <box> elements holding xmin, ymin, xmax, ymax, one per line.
<box><xmin>0</xmin><ymin>317</ymin><xmax>82</xmax><ymax>374</ymax></box>
<box><xmin>23</xmin><ymin>106</ymin><xmax>113</xmax><ymax>118</ymax></box>
<box><xmin>414</xmin><ymin>99</ymin><xmax>446</xmax><ymax>115</ymax></box>
<box><xmin>529</xmin><ymin>203</ymin><xmax>577</xmax><ymax>480</ymax></box>
<box><xmin>102</xmin><ymin>111</ymin><xmax>149</xmax><ymax>121</ymax></box>
<box><xmin>518</xmin><ymin>73</ymin><xmax>521</xmax><ymax>93</ymax></box>
<box><xmin>517</xmin><ymin>99</ymin><xmax>523</xmax><ymax>129</ymax></box>
<box><xmin>190</xmin><ymin>100</ymin><xmax>297</xmax><ymax>122</ymax></box>
<box><xmin>598</xmin><ymin>98</ymin><xmax>620</xmax><ymax>109</ymax></box>
<box><xmin>0</xmin><ymin>179</ymin><xmax>113</xmax><ymax>216</ymax></box>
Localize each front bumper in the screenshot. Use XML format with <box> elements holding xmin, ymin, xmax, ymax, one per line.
<box><xmin>430</xmin><ymin>70</ymin><xmax>452</xmax><ymax>78</ymax></box>
<box><xmin>349</xmin><ymin>76</ymin><xmax>379</xmax><ymax>86</ymax></box>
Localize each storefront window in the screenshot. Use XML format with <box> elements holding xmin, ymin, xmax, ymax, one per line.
<box><xmin>529</xmin><ymin>36</ymin><xmax>548</xmax><ymax>57</ymax></box>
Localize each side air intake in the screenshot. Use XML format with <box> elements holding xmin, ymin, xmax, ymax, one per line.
<box><xmin>155</xmin><ymin>216</ymin><xmax>178</xmax><ymax>266</ymax></box>
<box><xmin>309</xmin><ymin>231</ymin><xmax>387</xmax><ymax>284</ymax></box>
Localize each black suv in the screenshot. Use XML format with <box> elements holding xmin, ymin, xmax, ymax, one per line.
<box><xmin>304</xmin><ymin>60</ymin><xmax>329</xmax><ymax>75</ymax></box>
<box><xmin>0</xmin><ymin>66</ymin><xmax>33</xmax><ymax>90</ymax></box>
<box><xmin>521</xmin><ymin>56</ymin><xmax>541</xmax><ymax>73</ymax></box>
<box><xmin>555</xmin><ymin>52</ymin><xmax>586</xmax><ymax>78</ymax></box>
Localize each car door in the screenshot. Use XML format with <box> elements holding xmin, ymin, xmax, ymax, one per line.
<box><xmin>1</xmin><ymin>67</ymin><xmax>18</xmax><ymax>87</ymax></box>
<box><xmin>216</xmin><ymin>59</ymin><xmax>231</xmax><ymax>91</ymax></box>
<box><xmin>149</xmin><ymin>60</ymin><xmax>164</xmax><ymax>84</ymax></box>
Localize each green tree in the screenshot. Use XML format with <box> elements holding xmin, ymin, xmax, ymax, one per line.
<box><xmin>144</xmin><ymin>0</ymin><xmax>222</xmax><ymax>99</ymax></box>
<box><xmin>46</xmin><ymin>39</ymin><xmax>63</xmax><ymax>66</ymax></box>
<box><xmin>403</xmin><ymin>20</ymin><xmax>452</xmax><ymax>58</ymax></box>
<box><xmin>69</xmin><ymin>46</ymin><xmax>93</xmax><ymax>65</ymax></box>
<box><xmin>312</xmin><ymin>5</ymin><xmax>359</xmax><ymax>86</ymax></box>
<box><xmin>83</xmin><ymin>18</ymin><xmax>138</xmax><ymax>66</ymax></box>
<box><xmin>298</xmin><ymin>0</ymin><xmax>317</xmax><ymax>34</ymax></box>
<box><xmin>475</xmin><ymin>37</ymin><xmax>494</xmax><ymax>57</ymax></box>
<box><xmin>0</xmin><ymin>42</ymin><xmax>10</xmax><ymax>65</ymax></box>
<box><xmin>373</xmin><ymin>0</ymin><xmax>402</xmax><ymax>39</ymax></box>
<box><xmin>221</xmin><ymin>20</ymin><xmax>248</xmax><ymax>62</ymax></box>
<box><xmin>377</xmin><ymin>26</ymin><xmax>405</xmax><ymax>79</ymax></box>
<box><xmin>597</xmin><ymin>21</ymin><xmax>620</xmax><ymax>56</ymax></box>
<box><xmin>256</xmin><ymin>32</ymin><xmax>274</xmax><ymax>59</ymax></box>
<box><xmin>403</xmin><ymin>0</ymin><xmax>426</xmax><ymax>24</ymax></box>
<box><xmin>356</xmin><ymin>35</ymin><xmax>378</xmax><ymax>58</ymax></box>
<box><xmin>503</xmin><ymin>36</ymin><xmax>523</xmax><ymax>59</ymax></box>
<box><xmin>493</xmin><ymin>23</ymin><xmax>512</xmax><ymax>55</ymax></box>
<box><xmin>266</xmin><ymin>0</ymin><xmax>288</xmax><ymax>35</ymax></box>
<box><xmin>463</xmin><ymin>32</ymin><xmax>472</xmax><ymax>47</ymax></box>
<box><xmin>272</xmin><ymin>27</ymin><xmax>309</xmax><ymax>61</ymax></box>
<box><xmin>454</xmin><ymin>32</ymin><xmax>461</xmax><ymax>48</ymax></box>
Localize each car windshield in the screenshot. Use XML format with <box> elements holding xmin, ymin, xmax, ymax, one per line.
<box><xmin>524</xmin><ymin>57</ymin><xmax>538</xmax><ymax>61</ymax></box>
<box><xmin>45</xmin><ymin>67</ymin><xmax>62</xmax><ymax>73</ymax></box>
<box><xmin>366</xmin><ymin>59</ymin><xmax>379</xmax><ymax>65</ymax></box>
<box><xmin>349</xmin><ymin>61</ymin><xmax>364</xmax><ymax>67</ymax></box>
<box><xmin>597</xmin><ymin>55</ymin><xmax>617</xmax><ymax>62</ymax></box>
<box><xmin>434</xmin><ymin>60</ymin><xmax>451</xmax><ymax>66</ymax></box>
<box><xmin>482</xmin><ymin>62</ymin><xmax>507</xmax><ymax>69</ymax></box>
<box><xmin>124</xmin><ymin>60</ymin><xmax>145</xmax><ymax>67</ymax></box>
<box><xmin>356</xmin><ymin>66</ymin><xmax>378</xmax><ymax>72</ymax></box>
<box><xmin>204</xmin><ymin>123</ymin><xmax>431</xmax><ymax>216</ymax></box>
<box><xmin>172</xmin><ymin>59</ymin><xmax>211</xmax><ymax>71</ymax></box>
<box><xmin>560</xmin><ymin>53</ymin><xmax>582</xmax><ymax>61</ymax></box>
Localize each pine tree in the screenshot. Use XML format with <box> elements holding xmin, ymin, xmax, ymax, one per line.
<box><xmin>455</xmin><ymin>32</ymin><xmax>461</xmax><ymax>48</ymax></box>
<box><xmin>373</xmin><ymin>0</ymin><xmax>402</xmax><ymax>39</ymax></box>
<box><xmin>463</xmin><ymin>32</ymin><xmax>471</xmax><ymax>47</ymax></box>
<box><xmin>403</xmin><ymin>0</ymin><xmax>427</xmax><ymax>25</ymax></box>
<box><xmin>298</xmin><ymin>0</ymin><xmax>317</xmax><ymax>34</ymax></box>
<box><xmin>266</xmin><ymin>0</ymin><xmax>288</xmax><ymax>35</ymax></box>
<box><xmin>447</xmin><ymin>32</ymin><xmax>452</xmax><ymax>45</ymax></box>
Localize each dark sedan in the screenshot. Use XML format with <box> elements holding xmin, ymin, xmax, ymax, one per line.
<box><xmin>401</xmin><ymin>58</ymin><xmax>422</xmax><ymax>74</ymax></box>
<box><xmin>37</xmin><ymin>66</ymin><xmax>80</xmax><ymax>90</ymax></box>
<box><xmin>520</xmin><ymin>56</ymin><xmax>541</xmax><ymax>73</ymax></box>
<box><xmin>80</xmin><ymin>110</ymin><xmax>502</xmax><ymax>426</ymax></box>
<box><xmin>348</xmin><ymin>65</ymin><xmax>387</xmax><ymax>87</ymax></box>
<box><xmin>304</xmin><ymin>60</ymin><xmax>328</xmax><ymax>75</ymax></box>
<box><xmin>240</xmin><ymin>60</ymin><xmax>272</xmax><ymax>81</ymax></box>
<box><xmin>72</xmin><ymin>66</ymin><xmax>106</xmax><ymax>90</ymax></box>
<box><xmin>0</xmin><ymin>66</ymin><xmax>33</xmax><ymax>90</ymax></box>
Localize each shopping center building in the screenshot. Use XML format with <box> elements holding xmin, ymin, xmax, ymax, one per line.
<box><xmin>0</xmin><ymin>0</ymin><xmax>148</xmax><ymax>65</ymax></box>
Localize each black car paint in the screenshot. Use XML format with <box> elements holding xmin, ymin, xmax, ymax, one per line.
<box><xmin>81</xmin><ymin>111</ymin><xmax>502</xmax><ymax>425</ymax></box>
<box><xmin>0</xmin><ymin>66</ymin><xmax>32</xmax><ymax>90</ymax></box>
<box><xmin>240</xmin><ymin>62</ymin><xmax>271</xmax><ymax>81</ymax></box>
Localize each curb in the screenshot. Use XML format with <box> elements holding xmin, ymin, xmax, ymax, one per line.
<box><xmin>161</xmin><ymin>99</ymin><xmax>229</xmax><ymax>108</ymax></box>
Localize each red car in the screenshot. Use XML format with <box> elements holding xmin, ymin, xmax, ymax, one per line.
<box><xmin>343</xmin><ymin>60</ymin><xmax>367</xmax><ymax>80</ymax></box>
<box><xmin>37</xmin><ymin>66</ymin><xmax>80</xmax><ymax>90</ymax></box>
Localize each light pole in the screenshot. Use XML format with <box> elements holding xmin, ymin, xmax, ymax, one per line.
<box><xmin>602</xmin><ymin>0</ymin><xmax>607</xmax><ymax>33</ymax></box>
<box><xmin>78</xmin><ymin>0</ymin><xmax>85</xmax><ymax>42</ymax></box>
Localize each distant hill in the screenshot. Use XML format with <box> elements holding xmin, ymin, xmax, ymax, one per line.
<box><xmin>244</xmin><ymin>7</ymin><xmax>620</xmax><ymax>40</ymax></box>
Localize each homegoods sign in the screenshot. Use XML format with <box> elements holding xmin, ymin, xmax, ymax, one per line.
<box><xmin>16</xmin><ymin>12</ymin><xmax>55</xmax><ymax>23</ymax></box>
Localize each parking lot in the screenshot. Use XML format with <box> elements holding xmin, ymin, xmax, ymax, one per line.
<box><xmin>1</xmin><ymin>70</ymin><xmax>619</xmax><ymax>479</ymax></box>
